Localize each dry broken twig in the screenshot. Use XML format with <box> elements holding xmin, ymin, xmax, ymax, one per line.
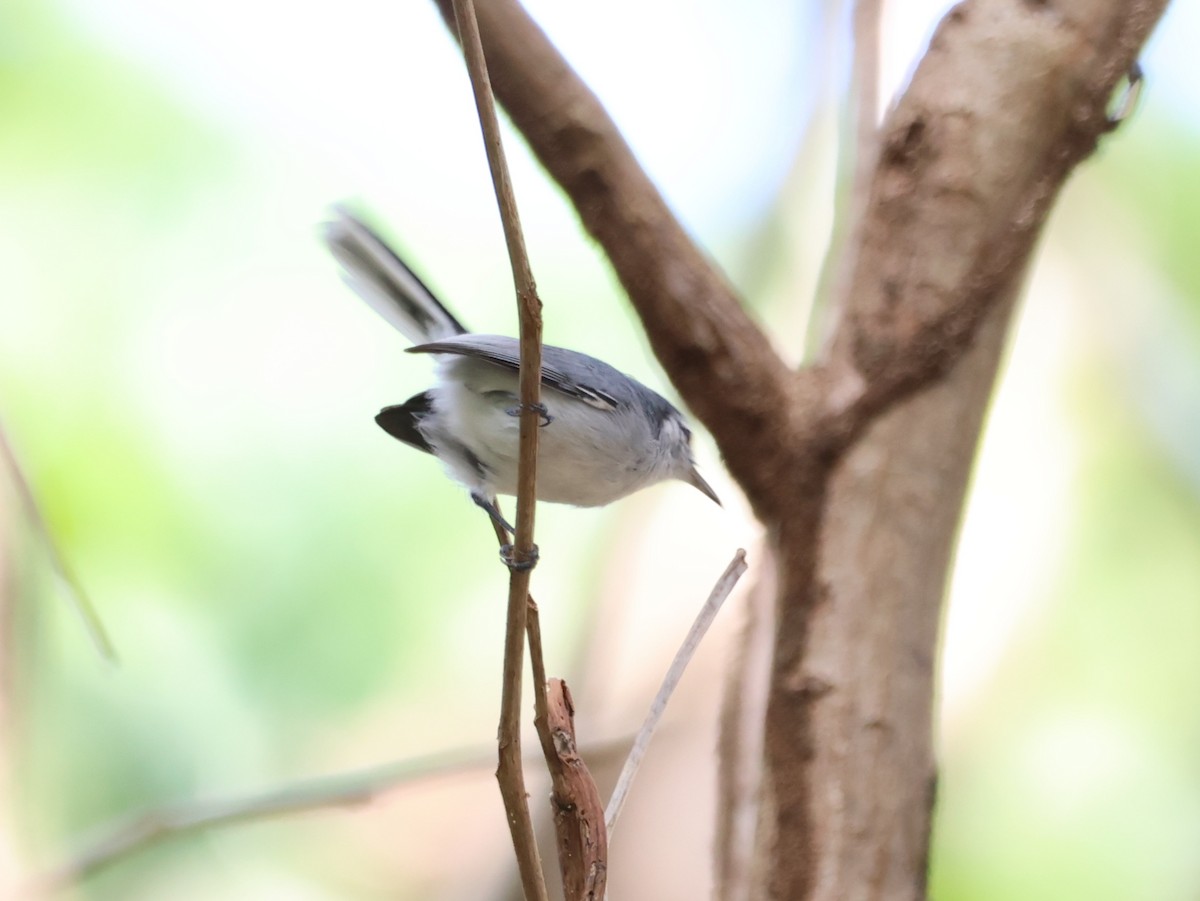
<box><xmin>545</xmin><ymin>679</ymin><xmax>607</xmax><ymax>901</ymax></box>
<box><xmin>605</xmin><ymin>549</ymin><xmax>748</xmax><ymax>836</ymax></box>
<box><xmin>713</xmin><ymin>546</ymin><xmax>775</xmax><ymax>901</ymax></box>
<box><xmin>527</xmin><ymin>602</ymin><xmax>608</xmax><ymax>900</ymax></box>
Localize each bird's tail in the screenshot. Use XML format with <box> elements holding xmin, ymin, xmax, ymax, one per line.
<box><xmin>322</xmin><ymin>206</ymin><xmax>468</xmax><ymax>343</ymax></box>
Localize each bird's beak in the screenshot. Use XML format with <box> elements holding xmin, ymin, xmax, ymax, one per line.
<box><xmin>686</xmin><ymin>466</ymin><xmax>722</xmax><ymax>507</ymax></box>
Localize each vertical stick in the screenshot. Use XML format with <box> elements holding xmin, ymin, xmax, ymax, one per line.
<box><xmin>0</xmin><ymin>420</ymin><xmax>116</xmax><ymax>661</ymax></box>
<box><xmin>448</xmin><ymin>1</ymin><xmax>548</xmax><ymax>899</ymax></box>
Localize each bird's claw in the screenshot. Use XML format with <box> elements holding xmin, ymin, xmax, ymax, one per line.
<box><xmin>505</xmin><ymin>402</ymin><xmax>553</xmax><ymax>427</ymax></box>
<box><xmin>500</xmin><ymin>543</ymin><xmax>539</xmax><ymax>572</ymax></box>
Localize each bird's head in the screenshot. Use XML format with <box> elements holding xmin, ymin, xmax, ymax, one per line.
<box><xmin>658</xmin><ymin>410</ymin><xmax>721</xmax><ymax>506</ymax></box>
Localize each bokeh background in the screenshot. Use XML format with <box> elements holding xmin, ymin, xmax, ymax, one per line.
<box><xmin>2</xmin><ymin>0</ymin><xmax>1198</xmax><ymax>898</ymax></box>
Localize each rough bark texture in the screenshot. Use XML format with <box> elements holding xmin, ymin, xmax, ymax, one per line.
<box><xmin>542</xmin><ymin>680</ymin><xmax>607</xmax><ymax>901</ymax></box>
<box><xmin>433</xmin><ymin>0</ymin><xmax>1168</xmax><ymax>897</ymax></box>
<box><xmin>761</xmin><ymin>5</ymin><xmax>1161</xmax><ymax>898</ymax></box>
<box><xmin>771</xmin><ymin>292</ymin><xmax>1020</xmax><ymax>900</ymax></box>
<box><xmin>432</xmin><ymin>0</ymin><xmax>797</xmax><ymax>522</ymax></box>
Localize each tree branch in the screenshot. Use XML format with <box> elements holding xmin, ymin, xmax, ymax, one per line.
<box><xmin>605</xmin><ymin>549</ymin><xmax>747</xmax><ymax>836</ymax></box>
<box><xmin>825</xmin><ymin>1</ymin><xmax>1163</xmax><ymax>417</ymax></box>
<box><xmin>448</xmin><ymin>0</ymin><xmax>548</xmax><ymax>898</ymax></box>
<box><xmin>812</xmin><ymin>0</ymin><xmax>884</xmax><ymax>356</ymax></box>
<box><xmin>713</xmin><ymin>548</ymin><xmax>774</xmax><ymax>901</ymax></box>
<box><xmin>543</xmin><ymin>679</ymin><xmax>608</xmax><ymax>901</ymax></box>
<box><xmin>526</xmin><ymin>600</ymin><xmax>608</xmax><ymax>900</ymax></box>
<box><xmin>31</xmin><ymin>747</ymin><xmax>497</xmax><ymax>894</ymax></box>
<box><xmin>430</xmin><ymin>0</ymin><xmax>1169</xmax><ymax>898</ymax></box>
<box><xmin>849</xmin><ymin>0</ymin><xmax>882</xmax><ymax>157</ymax></box>
<box><xmin>759</xmin><ymin>2</ymin><xmax>1168</xmax><ymax>897</ymax></box>
<box><xmin>36</xmin><ymin>735</ymin><xmax>638</xmax><ymax>896</ymax></box>
<box><xmin>0</xmin><ymin>419</ymin><xmax>116</xmax><ymax>662</ymax></box>
<box><xmin>431</xmin><ymin>0</ymin><xmax>797</xmax><ymax>520</ymax></box>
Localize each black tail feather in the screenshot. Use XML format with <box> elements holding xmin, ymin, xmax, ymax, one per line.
<box><xmin>376</xmin><ymin>392</ymin><xmax>435</xmax><ymax>455</ymax></box>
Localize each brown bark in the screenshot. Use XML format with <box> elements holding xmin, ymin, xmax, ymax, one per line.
<box><xmin>760</xmin><ymin>290</ymin><xmax>1021</xmax><ymax>899</ymax></box>
<box><xmin>431</xmin><ymin>0</ymin><xmax>796</xmax><ymax>522</ymax></box>
<box><xmin>541</xmin><ymin>680</ymin><xmax>607</xmax><ymax>901</ymax></box>
<box><xmin>761</xmin><ymin>5</ymin><xmax>1160</xmax><ymax>898</ymax></box>
<box><xmin>433</xmin><ymin>0</ymin><xmax>1168</xmax><ymax>897</ymax></box>
<box><xmin>448</xmin><ymin>1</ymin><xmax>549</xmax><ymax>898</ymax></box>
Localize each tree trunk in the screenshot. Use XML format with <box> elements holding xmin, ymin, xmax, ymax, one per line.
<box><xmin>432</xmin><ymin>0</ymin><xmax>1169</xmax><ymax>896</ymax></box>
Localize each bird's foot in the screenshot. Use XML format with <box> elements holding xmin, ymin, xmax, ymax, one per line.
<box><xmin>499</xmin><ymin>543</ymin><xmax>539</xmax><ymax>573</ymax></box>
<box><xmin>505</xmin><ymin>402</ymin><xmax>553</xmax><ymax>427</ymax></box>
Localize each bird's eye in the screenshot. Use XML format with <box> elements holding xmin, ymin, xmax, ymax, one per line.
<box><xmin>680</xmin><ymin>423</ymin><xmax>692</xmax><ymax>442</ymax></box>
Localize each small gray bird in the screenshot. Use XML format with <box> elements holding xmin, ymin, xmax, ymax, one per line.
<box><xmin>322</xmin><ymin>207</ymin><xmax>719</xmax><ymax>534</ymax></box>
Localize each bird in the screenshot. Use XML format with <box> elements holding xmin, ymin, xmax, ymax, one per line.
<box><xmin>322</xmin><ymin>207</ymin><xmax>720</xmax><ymax>536</ymax></box>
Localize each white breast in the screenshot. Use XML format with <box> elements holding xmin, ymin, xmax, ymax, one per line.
<box><xmin>428</xmin><ymin>356</ymin><xmax>671</xmax><ymax>507</ymax></box>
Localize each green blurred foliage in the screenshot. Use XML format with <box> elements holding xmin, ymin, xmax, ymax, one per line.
<box><xmin>932</xmin><ymin>377</ymin><xmax>1200</xmax><ymax>900</ymax></box>
<box><xmin>0</xmin><ymin>0</ymin><xmax>488</xmax><ymax>872</ymax></box>
<box><xmin>928</xmin><ymin>111</ymin><xmax>1200</xmax><ymax>900</ymax></box>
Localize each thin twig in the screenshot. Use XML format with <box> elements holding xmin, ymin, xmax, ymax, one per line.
<box><xmin>527</xmin><ymin>596</ymin><xmax>550</xmax><ymax>730</ymax></box>
<box><xmin>849</xmin><ymin>0</ymin><xmax>882</xmax><ymax>186</ymax></box>
<box><xmin>448</xmin><ymin>0</ymin><xmax>548</xmax><ymax>898</ymax></box>
<box><xmin>36</xmin><ymin>732</ymin><xmax>635</xmax><ymax>897</ymax></box>
<box><xmin>605</xmin><ymin>549</ymin><xmax>748</xmax><ymax>836</ymax></box>
<box><xmin>713</xmin><ymin>546</ymin><xmax>775</xmax><ymax>901</ymax></box>
<box><xmin>430</xmin><ymin>0</ymin><xmax>1166</xmax><ymax>894</ymax></box>
<box><xmin>31</xmin><ymin>746</ymin><xmax>494</xmax><ymax>894</ymax></box>
<box><xmin>0</xmin><ymin>419</ymin><xmax>116</xmax><ymax>662</ymax></box>
<box><xmin>810</xmin><ymin>0</ymin><xmax>883</xmax><ymax>357</ymax></box>
<box><xmin>495</xmin><ymin>505</ymin><xmax>606</xmax><ymax>895</ymax></box>
<box><xmin>429</xmin><ymin>0</ymin><xmax>794</xmax><ymax>524</ymax></box>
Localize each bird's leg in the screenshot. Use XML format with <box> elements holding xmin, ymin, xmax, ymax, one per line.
<box><xmin>499</xmin><ymin>542</ymin><xmax>539</xmax><ymax>572</ymax></box>
<box><xmin>471</xmin><ymin>492</ymin><xmax>539</xmax><ymax>572</ymax></box>
<box><xmin>471</xmin><ymin>492</ymin><xmax>515</xmax><ymax>537</ymax></box>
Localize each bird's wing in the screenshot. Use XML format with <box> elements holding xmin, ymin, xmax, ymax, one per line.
<box><xmin>409</xmin><ymin>336</ymin><xmax>620</xmax><ymax>412</ymax></box>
